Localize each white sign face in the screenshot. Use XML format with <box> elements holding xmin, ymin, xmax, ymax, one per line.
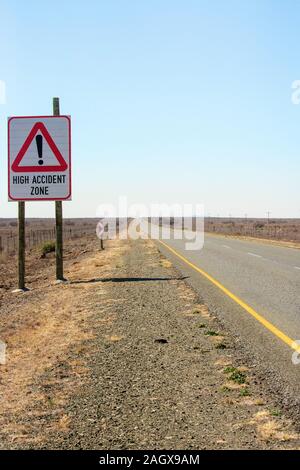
<box><xmin>8</xmin><ymin>116</ymin><xmax>71</xmax><ymax>201</ymax></box>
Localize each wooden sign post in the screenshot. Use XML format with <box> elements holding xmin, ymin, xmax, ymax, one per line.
<box><xmin>18</xmin><ymin>201</ymin><xmax>25</xmax><ymax>290</ymax></box>
<box><xmin>53</xmin><ymin>97</ymin><xmax>65</xmax><ymax>281</ymax></box>
<box><xmin>8</xmin><ymin>99</ymin><xmax>72</xmax><ymax>290</ymax></box>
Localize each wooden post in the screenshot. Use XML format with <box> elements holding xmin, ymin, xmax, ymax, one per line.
<box><xmin>55</xmin><ymin>201</ymin><xmax>64</xmax><ymax>279</ymax></box>
<box><xmin>53</xmin><ymin>97</ymin><xmax>64</xmax><ymax>281</ymax></box>
<box><xmin>18</xmin><ymin>201</ymin><xmax>25</xmax><ymax>290</ymax></box>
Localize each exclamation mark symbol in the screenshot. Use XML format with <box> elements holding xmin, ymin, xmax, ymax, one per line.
<box><xmin>36</xmin><ymin>135</ymin><xmax>43</xmax><ymax>165</ymax></box>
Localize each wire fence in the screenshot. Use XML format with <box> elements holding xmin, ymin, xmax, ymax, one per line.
<box><xmin>0</xmin><ymin>226</ymin><xmax>96</xmax><ymax>255</ymax></box>
<box><xmin>205</xmin><ymin>221</ymin><xmax>300</xmax><ymax>242</ymax></box>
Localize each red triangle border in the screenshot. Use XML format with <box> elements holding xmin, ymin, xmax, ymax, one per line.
<box><xmin>11</xmin><ymin>122</ymin><xmax>68</xmax><ymax>173</ymax></box>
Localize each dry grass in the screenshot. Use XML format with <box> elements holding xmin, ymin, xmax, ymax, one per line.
<box><xmin>0</xmin><ymin>238</ymin><xmax>129</xmax><ymax>447</ymax></box>
<box><xmin>248</xmin><ymin>410</ymin><xmax>299</xmax><ymax>442</ymax></box>
<box><xmin>0</xmin><ymin>252</ymin><xmax>8</xmax><ymax>263</ymax></box>
<box><xmin>105</xmin><ymin>334</ymin><xmax>124</xmax><ymax>342</ymax></box>
<box><xmin>205</xmin><ymin>218</ymin><xmax>300</xmax><ymax>245</ymax></box>
<box><xmin>215</xmin><ymin>357</ymin><xmax>233</xmax><ymax>367</ymax></box>
<box><xmin>160</xmin><ymin>259</ymin><xmax>173</xmax><ymax>268</ymax></box>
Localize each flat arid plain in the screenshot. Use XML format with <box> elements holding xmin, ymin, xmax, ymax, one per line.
<box><xmin>1</xmin><ymin>218</ymin><xmax>300</xmax><ymax>449</ymax></box>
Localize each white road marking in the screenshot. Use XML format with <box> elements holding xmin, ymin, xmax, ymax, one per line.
<box><xmin>222</xmin><ymin>244</ymin><xmax>231</xmax><ymax>249</ymax></box>
<box><xmin>247</xmin><ymin>252</ymin><xmax>263</xmax><ymax>259</ymax></box>
<box><xmin>294</xmin><ymin>266</ymin><xmax>300</xmax><ymax>270</ymax></box>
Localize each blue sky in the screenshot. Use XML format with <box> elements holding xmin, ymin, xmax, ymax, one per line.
<box><xmin>0</xmin><ymin>0</ymin><xmax>299</xmax><ymax>218</ymax></box>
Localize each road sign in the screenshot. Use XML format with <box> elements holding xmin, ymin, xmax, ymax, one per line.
<box><xmin>8</xmin><ymin>116</ymin><xmax>71</xmax><ymax>201</ymax></box>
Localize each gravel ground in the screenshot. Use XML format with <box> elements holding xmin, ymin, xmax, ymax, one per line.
<box><xmin>1</xmin><ymin>238</ymin><xmax>300</xmax><ymax>449</ymax></box>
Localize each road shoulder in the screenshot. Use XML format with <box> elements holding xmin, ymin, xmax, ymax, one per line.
<box><xmin>0</xmin><ymin>239</ymin><xmax>299</xmax><ymax>449</ymax></box>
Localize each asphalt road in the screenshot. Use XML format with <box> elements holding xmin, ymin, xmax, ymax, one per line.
<box><xmin>157</xmin><ymin>233</ymin><xmax>300</xmax><ymax>416</ymax></box>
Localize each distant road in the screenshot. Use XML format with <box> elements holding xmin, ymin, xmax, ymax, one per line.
<box><xmin>158</xmin><ymin>233</ymin><xmax>300</xmax><ymax>407</ymax></box>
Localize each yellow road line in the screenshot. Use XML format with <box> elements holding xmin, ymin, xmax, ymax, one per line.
<box><xmin>158</xmin><ymin>239</ymin><xmax>298</xmax><ymax>351</ymax></box>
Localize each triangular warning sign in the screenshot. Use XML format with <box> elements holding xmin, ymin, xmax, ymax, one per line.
<box><xmin>12</xmin><ymin>122</ymin><xmax>68</xmax><ymax>173</ymax></box>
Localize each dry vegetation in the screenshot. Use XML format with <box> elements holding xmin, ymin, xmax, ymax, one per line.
<box><xmin>0</xmin><ymin>234</ymin><xmax>126</xmax><ymax>447</ymax></box>
<box><xmin>204</xmin><ymin>217</ymin><xmax>300</xmax><ymax>243</ymax></box>
<box><xmin>0</xmin><ymin>218</ymin><xmax>98</xmax><ymax>254</ymax></box>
